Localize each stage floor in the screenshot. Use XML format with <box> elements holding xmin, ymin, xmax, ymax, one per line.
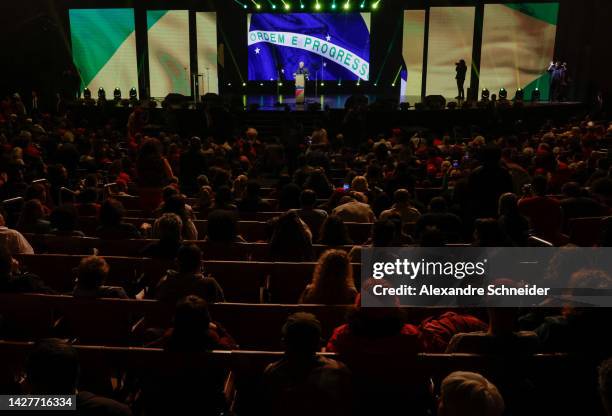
<box><xmin>240</xmin><ymin>93</ymin><xmax>581</xmax><ymax>111</ymax></box>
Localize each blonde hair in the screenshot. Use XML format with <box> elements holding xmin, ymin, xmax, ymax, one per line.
<box><xmin>439</xmin><ymin>371</ymin><xmax>504</xmax><ymax>416</ymax></box>
<box><xmin>307</xmin><ymin>249</ymin><xmax>355</xmax><ymax>303</ymax></box>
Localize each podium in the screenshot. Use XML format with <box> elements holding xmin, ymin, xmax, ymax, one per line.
<box><xmin>295</xmin><ymin>74</ymin><xmax>305</xmax><ymax>104</ymax></box>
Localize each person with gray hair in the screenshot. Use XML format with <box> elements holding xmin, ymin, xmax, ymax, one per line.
<box><xmin>438</xmin><ymin>371</ymin><xmax>504</xmax><ymax>416</ymax></box>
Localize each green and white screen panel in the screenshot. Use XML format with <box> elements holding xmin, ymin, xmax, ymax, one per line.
<box><xmin>69</xmin><ymin>8</ymin><xmax>138</xmax><ymax>95</ymax></box>
<box><xmin>147</xmin><ymin>10</ymin><xmax>191</xmax><ymax>98</ymax></box>
<box><xmin>196</xmin><ymin>12</ymin><xmax>219</xmax><ymax>95</ymax></box>
<box><xmin>480</xmin><ymin>3</ymin><xmax>560</xmax><ymax>100</ymax></box>
<box><xmin>426</xmin><ymin>7</ymin><xmax>475</xmax><ymax>99</ymax></box>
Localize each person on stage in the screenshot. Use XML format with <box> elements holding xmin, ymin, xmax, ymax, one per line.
<box><xmin>293</xmin><ymin>61</ymin><xmax>310</xmax><ymax>80</ymax></box>
<box><xmin>455</xmin><ymin>59</ymin><xmax>468</xmax><ymax>100</ymax></box>
<box><xmin>548</xmin><ymin>61</ymin><xmax>567</xmax><ymax>101</ymax></box>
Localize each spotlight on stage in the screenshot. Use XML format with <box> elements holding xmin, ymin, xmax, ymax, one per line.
<box><xmin>343</xmin><ymin>1</ymin><xmax>350</xmax><ymax>10</ymax></box>
<box><xmin>372</xmin><ymin>0</ymin><xmax>381</xmax><ymax>10</ymax></box>
<box><xmin>360</xmin><ymin>1</ymin><xmax>365</xmax><ymax>9</ymax></box>
<box><xmin>331</xmin><ymin>1</ymin><xmax>337</xmax><ymax>9</ymax></box>
<box><xmin>515</xmin><ymin>88</ymin><xmax>524</xmax><ymax>101</ymax></box>
<box><xmin>284</xmin><ymin>3</ymin><xmax>290</xmax><ymax>10</ymax></box>
<box><xmin>98</xmin><ymin>88</ymin><xmax>106</xmax><ymax>100</ymax></box>
<box><xmin>315</xmin><ymin>1</ymin><xmax>321</xmax><ymax>10</ymax></box>
<box><xmin>255</xmin><ymin>3</ymin><xmax>262</xmax><ymax>9</ymax></box>
<box><xmin>271</xmin><ymin>4</ymin><xmax>277</xmax><ymax>10</ymax></box>
<box><xmin>531</xmin><ymin>88</ymin><xmax>541</xmax><ymax>102</ymax></box>
<box><xmin>83</xmin><ymin>88</ymin><xmax>91</xmax><ymax>100</ymax></box>
<box><xmin>499</xmin><ymin>88</ymin><xmax>507</xmax><ymax>100</ymax></box>
<box><xmin>481</xmin><ymin>88</ymin><xmax>490</xmax><ymax>101</ymax></box>
<box><xmin>113</xmin><ymin>88</ymin><xmax>122</xmax><ymax>100</ymax></box>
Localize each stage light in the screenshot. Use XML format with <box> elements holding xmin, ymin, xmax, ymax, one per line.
<box><xmin>481</xmin><ymin>88</ymin><xmax>490</xmax><ymax>100</ymax></box>
<box><xmin>83</xmin><ymin>88</ymin><xmax>91</xmax><ymax>100</ymax></box>
<box><xmin>343</xmin><ymin>1</ymin><xmax>350</xmax><ymax>10</ymax></box>
<box><xmin>391</xmin><ymin>83</ymin><xmax>395</xmax><ymax>87</ymax></box>
<box><xmin>255</xmin><ymin>3</ymin><xmax>262</xmax><ymax>9</ymax></box>
<box><xmin>532</xmin><ymin>88</ymin><xmax>540</xmax><ymax>102</ymax></box>
<box><xmin>244</xmin><ymin>4</ymin><xmax>248</xmax><ymax>8</ymax></box>
<box><xmin>515</xmin><ymin>88</ymin><xmax>524</xmax><ymax>101</ymax></box>
<box><xmin>360</xmin><ymin>1</ymin><xmax>365</xmax><ymax>9</ymax></box>
<box><xmin>278</xmin><ymin>82</ymin><xmax>283</xmax><ymax>86</ymax></box>
<box><xmin>373</xmin><ymin>83</ymin><xmax>377</xmax><ymax>87</ymax></box>
<box><xmin>129</xmin><ymin>88</ymin><xmax>137</xmax><ymax>99</ymax></box>
<box><xmin>331</xmin><ymin>2</ymin><xmax>337</xmax><ymax>9</ymax></box>
<box><xmin>113</xmin><ymin>88</ymin><xmax>121</xmax><ymax>100</ymax></box>
<box><xmin>300</xmin><ymin>1</ymin><xmax>305</xmax><ymax>9</ymax></box>
<box><xmin>271</xmin><ymin>3</ymin><xmax>277</xmax><ymax>9</ymax></box>
<box><xmin>315</xmin><ymin>1</ymin><xmax>321</xmax><ymax>10</ymax></box>
<box><xmin>98</xmin><ymin>87</ymin><xmax>106</xmax><ymax>100</ymax></box>
<box><xmin>259</xmin><ymin>82</ymin><xmax>264</xmax><ymax>86</ymax></box>
<box><xmin>499</xmin><ymin>88</ymin><xmax>507</xmax><ymax>100</ymax></box>
<box><xmin>284</xmin><ymin>3</ymin><xmax>290</xmax><ymax>10</ymax></box>
<box><xmin>372</xmin><ymin>0</ymin><xmax>381</xmax><ymax>9</ymax></box>
<box><xmin>320</xmin><ymin>82</ymin><xmax>325</xmax><ymax>86</ymax></box>
<box><xmin>242</xmin><ymin>82</ymin><xmax>247</xmax><ymax>87</ymax></box>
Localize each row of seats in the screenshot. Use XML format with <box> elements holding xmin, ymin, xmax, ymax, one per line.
<box><xmin>568</xmin><ymin>216</ymin><xmax>608</xmax><ymax>246</ymax></box>
<box><xmin>111</xmin><ymin>187</ymin><xmax>447</xmax><ymax>211</ymax></box>
<box><xmin>0</xmin><ymin>339</ymin><xmax>576</xmax><ymax>415</ymax></box>
<box><xmin>13</xmin><ymin>256</ymin><xmax>362</xmax><ymax>303</ymax></box>
<box><xmin>76</xmin><ymin>217</ymin><xmax>375</xmax><ymax>243</ymax></box>
<box><xmin>23</xmin><ymin>234</ymin><xmax>354</xmax><ymax>259</ymax></box>
<box><xmin>0</xmin><ymin>294</ymin><xmax>460</xmax><ymax>349</ymax></box>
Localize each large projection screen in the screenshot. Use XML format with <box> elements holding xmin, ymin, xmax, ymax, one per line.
<box><xmin>69</xmin><ymin>9</ymin><xmax>138</xmax><ymax>95</ymax></box>
<box><xmin>196</xmin><ymin>12</ymin><xmax>219</xmax><ymax>95</ymax></box>
<box><xmin>480</xmin><ymin>3</ymin><xmax>559</xmax><ymax>100</ymax></box>
<box><xmin>426</xmin><ymin>7</ymin><xmax>475</xmax><ymax>99</ymax></box>
<box><xmin>401</xmin><ymin>10</ymin><xmax>426</xmax><ymax>102</ymax></box>
<box><xmin>247</xmin><ymin>13</ymin><xmax>371</xmax><ymax>81</ymax></box>
<box><xmin>147</xmin><ymin>10</ymin><xmax>191</xmax><ymax>98</ymax></box>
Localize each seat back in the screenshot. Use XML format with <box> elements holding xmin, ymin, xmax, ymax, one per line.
<box><xmin>568</xmin><ymin>216</ymin><xmax>604</xmax><ymax>246</ymax></box>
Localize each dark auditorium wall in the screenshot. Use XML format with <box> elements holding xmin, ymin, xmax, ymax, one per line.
<box><xmin>0</xmin><ymin>0</ymin><xmax>610</xmax><ymax>105</ymax></box>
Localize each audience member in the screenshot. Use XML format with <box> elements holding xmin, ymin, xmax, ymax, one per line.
<box><xmin>16</xmin><ymin>199</ymin><xmax>51</xmax><ymax>235</ymax></box>
<box><xmin>319</xmin><ymin>215</ymin><xmax>353</xmax><ymax>246</ymax></box>
<box><xmin>269</xmin><ymin>211</ymin><xmax>313</xmax><ymax>261</ymax></box>
<box><xmin>140</xmin><ymin>213</ymin><xmax>183</xmax><ymax>260</ymax></box>
<box><xmin>154</xmin><ymin>244</ymin><xmax>224</xmax><ymax>304</ymax></box>
<box><xmin>263</xmin><ymin>313</ymin><xmax>352</xmax><ymax>416</ymax></box>
<box><xmin>73</xmin><ymin>256</ymin><xmax>128</xmax><ymax>299</ymax></box>
<box><xmin>25</xmin><ymin>338</ymin><xmax>132</xmax><ymax>415</ymax></box>
<box><xmin>438</xmin><ymin>371</ymin><xmax>504</xmax><ymax>416</ymax></box>
<box><xmin>95</xmin><ymin>199</ymin><xmax>140</xmax><ymax>240</ymax></box>
<box><xmin>299</xmin><ymin>249</ymin><xmax>357</xmax><ymax>304</ymax></box>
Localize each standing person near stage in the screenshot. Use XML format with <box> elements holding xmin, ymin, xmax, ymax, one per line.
<box><xmin>548</xmin><ymin>61</ymin><xmax>568</xmax><ymax>101</ymax></box>
<box><xmin>455</xmin><ymin>59</ymin><xmax>468</xmax><ymax>100</ymax></box>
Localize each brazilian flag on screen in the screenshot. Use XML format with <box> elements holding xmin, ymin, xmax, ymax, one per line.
<box><xmin>69</xmin><ymin>9</ymin><xmax>139</xmax><ymax>95</ymax></box>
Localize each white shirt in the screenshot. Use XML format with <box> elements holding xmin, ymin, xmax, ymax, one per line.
<box><xmin>0</xmin><ymin>226</ymin><xmax>34</xmax><ymax>255</ymax></box>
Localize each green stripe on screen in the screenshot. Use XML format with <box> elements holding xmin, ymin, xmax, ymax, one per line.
<box><xmin>70</xmin><ymin>9</ymin><xmax>135</xmax><ymax>88</ymax></box>
<box><xmin>523</xmin><ymin>72</ymin><xmax>552</xmax><ymax>101</ymax></box>
<box><xmin>147</xmin><ymin>10</ymin><xmax>169</xmax><ymax>31</ymax></box>
<box><xmin>504</xmin><ymin>3</ymin><xmax>559</xmax><ymax>25</ymax></box>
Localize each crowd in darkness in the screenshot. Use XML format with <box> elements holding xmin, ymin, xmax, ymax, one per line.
<box><xmin>3</xmin><ymin>91</ymin><xmax>612</xmax><ymax>415</ymax></box>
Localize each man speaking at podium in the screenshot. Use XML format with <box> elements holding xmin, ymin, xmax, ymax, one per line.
<box><xmin>293</xmin><ymin>61</ymin><xmax>309</xmax><ymax>105</ymax></box>
<box><xmin>293</xmin><ymin>61</ymin><xmax>309</xmax><ymax>79</ymax></box>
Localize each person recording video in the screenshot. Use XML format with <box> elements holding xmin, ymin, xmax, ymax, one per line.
<box><xmin>455</xmin><ymin>59</ymin><xmax>468</xmax><ymax>100</ymax></box>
